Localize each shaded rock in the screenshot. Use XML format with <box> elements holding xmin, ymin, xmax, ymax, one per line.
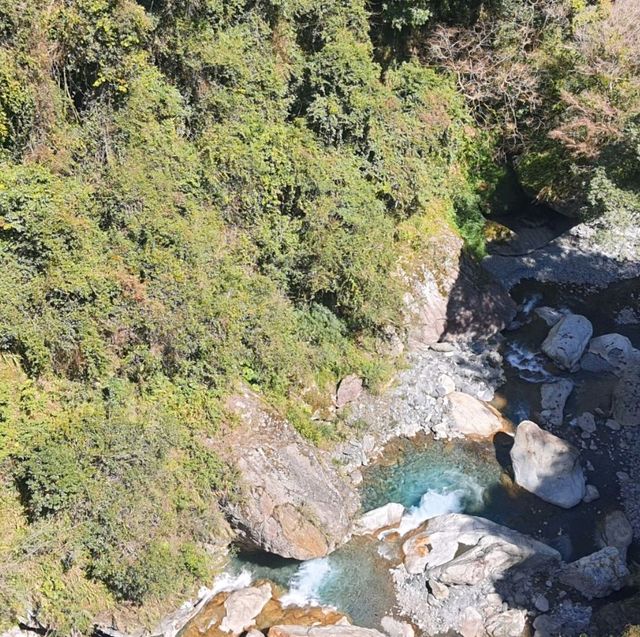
<box><xmin>540</xmin><ymin>379</ymin><xmax>574</xmax><ymax>427</ymax></box>
<box><xmin>580</xmin><ymin>334</ymin><xmax>635</xmax><ymax>374</ymax></box>
<box><xmin>447</xmin><ymin>391</ymin><xmax>513</xmax><ymax>439</ymax></box>
<box><xmin>269</xmin><ymin>626</ymin><xmax>385</xmax><ymax>637</ymax></box>
<box><xmin>222</xmin><ymin>388</ymin><xmax>359</xmax><ymax>560</ymax></box>
<box><xmin>606</xmin><ymin>419</ymin><xmax>621</xmax><ymax>431</ymax></box>
<box><xmin>601</xmin><ymin>510</ymin><xmax>633</xmax><ymax>560</ymax></box>
<box><xmin>541</xmin><ymin>314</ymin><xmax>593</xmax><ymax>371</ymax></box>
<box><xmin>612</xmin><ymin>368</ymin><xmax>640</xmax><ymax>426</ymax></box>
<box><xmin>534</xmin><ymin>595</ymin><xmax>550</xmax><ymax>613</ymax></box>
<box><xmin>582</xmin><ymin>484</ymin><xmax>600</xmax><ymax>503</ymax></box>
<box><xmin>572</xmin><ymin>412</ymin><xmax>596</xmax><ymax>434</ymax></box>
<box><xmin>510</xmin><ymin>420</ymin><xmax>585</xmax><ymax>508</ymax></box>
<box><xmin>485</xmin><ymin>610</ymin><xmax>527</xmax><ymax>637</ymax></box>
<box><xmin>534</xmin><ymin>306</ymin><xmax>564</xmax><ymax>327</ymax></box>
<box><xmin>559</xmin><ymin>547</ymin><xmax>629</xmax><ymax>599</ymax></box>
<box><xmin>532</xmin><ymin>601</ymin><xmax>592</xmax><ymax>637</ymax></box>
<box><xmin>353</xmin><ymin>503</ymin><xmax>404</xmax><ymax>536</ymax></box>
<box><xmin>336</xmin><ymin>375</ymin><xmax>363</xmax><ymax>410</ymax></box>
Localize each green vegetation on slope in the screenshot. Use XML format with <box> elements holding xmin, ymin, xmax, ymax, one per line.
<box><xmin>0</xmin><ymin>0</ymin><xmax>494</xmax><ymax>631</ymax></box>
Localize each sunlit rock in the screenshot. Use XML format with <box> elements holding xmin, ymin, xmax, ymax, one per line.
<box><xmin>510</xmin><ymin>420</ymin><xmax>585</xmax><ymax>508</ymax></box>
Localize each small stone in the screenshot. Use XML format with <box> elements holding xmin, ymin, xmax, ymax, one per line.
<box><xmin>459</xmin><ymin>607</ymin><xmax>484</xmax><ymax>637</ymax></box>
<box><xmin>436</xmin><ymin>373</ymin><xmax>456</xmax><ymax>396</ymax></box>
<box><xmin>428</xmin><ymin>579</ymin><xmax>449</xmax><ymax>601</ymax></box>
<box><xmin>573</xmin><ymin>412</ymin><xmax>596</xmax><ymax>434</ymax></box>
<box><xmin>583</xmin><ymin>485</ymin><xmax>600</xmax><ymax>503</ymax></box>
<box><xmin>534</xmin><ymin>595</ymin><xmax>550</xmax><ymax>613</ymax></box>
<box><xmin>606</xmin><ymin>419</ymin><xmax>621</xmax><ymax>431</ymax></box>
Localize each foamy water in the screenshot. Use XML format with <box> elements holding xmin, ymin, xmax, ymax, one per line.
<box><xmin>520</xmin><ymin>292</ymin><xmax>543</xmax><ymax>316</ymax></box>
<box><xmin>394</xmin><ymin>470</ymin><xmax>485</xmax><ymax>536</ymax></box>
<box><xmin>505</xmin><ymin>340</ymin><xmax>555</xmax><ymax>383</ymax></box>
<box><xmin>280</xmin><ymin>558</ymin><xmax>332</xmax><ymax>607</ymax></box>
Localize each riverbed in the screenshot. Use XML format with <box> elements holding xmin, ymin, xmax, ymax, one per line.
<box><xmin>197</xmin><ymin>274</ymin><xmax>640</xmax><ymax>634</ymax></box>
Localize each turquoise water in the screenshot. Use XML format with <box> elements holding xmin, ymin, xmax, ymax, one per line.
<box><xmin>229</xmin><ymin>434</ymin><xmax>505</xmax><ymax>628</ymax></box>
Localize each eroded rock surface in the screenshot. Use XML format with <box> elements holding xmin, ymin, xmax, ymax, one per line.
<box><xmin>222</xmin><ymin>388</ymin><xmax>359</xmax><ymax>559</ymax></box>
<box><xmin>395</xmin><ymin>514</ymin><xmax>560</xmax><ymax>637</ymax></box>
<box><xmin>539</xmin><ymin>379</ymin><xmax>574</xmax><ymax>427</ymax></box>
<box><xmin>510</xmin><ymin>420</ymin><xmax>585</xmax><ymax>508</ymax></box>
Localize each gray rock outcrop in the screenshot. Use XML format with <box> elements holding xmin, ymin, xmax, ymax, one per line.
<box><xmin>600</xmin><ymin>510</ymin><xmax>634</xmax><ymax>560</ymax></box>
<box><xmin>541</xmin><ymin>314</ymin><xmax>593</xmax><ymax>371</ymax></box>
<box><xmin>559</xmin><ymin>547</ymin><xmax>629</xmax><ymax>599</ymax></box>
<box><xmin>510</xmin><ymin>420</ymin><xmax>586</xmax><ymax>508</ymax></box>
<box><xmin>222</xmin><ymin>388</ymin><xmax>359</xmax><ymax>559</ymax></box>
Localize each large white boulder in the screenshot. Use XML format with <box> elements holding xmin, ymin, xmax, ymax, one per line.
<box><xmin>220</xmin><ymin>584</ymin><xmax>273</xmax><ymax>634</ymax></box>
<box><xmin>541</xmin><ymin>314</ymin><xmax>593</xmax><ymax>371</ymax></box>
<box><xmin>510</xmin><ymin>420</ymin><xmax>586</xmax><ymax>508</ymax></box>
<box><xmin>403</xmin><ymin>513</ymin><xmax>560</xmax><ymax>581</ymax></box>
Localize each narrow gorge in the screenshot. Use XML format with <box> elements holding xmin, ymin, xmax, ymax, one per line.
<box><xmin>87</xmin><ymin>210</ymin><xmax>640</xmax><ymax>637</ymax></box>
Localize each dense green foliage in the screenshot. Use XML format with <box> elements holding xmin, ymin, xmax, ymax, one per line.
<box><xmin>0</xmin><ymin>0</ymin><xmax>496</xmax><ymax>632</ymax></box>
<box><xmin>1</xmin><ymin>0</ymin><xmax>636</xmax><ymax>632</ymax></box>
<box><xmin>421</xmin><ymin>0</ymin><xmax>640</xmax><ymax>225</ymax></box>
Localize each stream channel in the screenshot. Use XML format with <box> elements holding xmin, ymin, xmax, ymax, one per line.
<box><xmin>215</xmin><ymin>275</ymin><xmax>640</xmax><ymax>631</ymax></box>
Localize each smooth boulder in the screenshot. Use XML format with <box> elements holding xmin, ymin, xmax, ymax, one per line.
<box><xmin>222</xmin><ymin>388</ymin><xmax>359</xmax><ymax>560</ymax></box>
<box><xmin>447</xmin><ymin>391</ymin><xmax>513</xmax><ymax>439</ymax></box>
<box><xmin>541</xmin><ymin>314</ymin><xmax>593</xmax><ymax>371</ymax></box>
<box><xmin>510</xmin><ymin>420</ymin><xmax>586</xmax><ymax>508</ymax></box>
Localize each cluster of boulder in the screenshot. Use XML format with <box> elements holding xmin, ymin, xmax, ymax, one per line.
<box><xmin>352</xmin><ymin>508</ymin><xmax>633</xmax><ymax>637</ymax></box>
<box><xmin>172</xmin><ymin>581</ymin><xmax>387</xmax><ymax>637</ymax></box>
<box><xmin>537</xmin><ymin>310</ymin><xmax>640</xmax><ymax>429</ymax></box>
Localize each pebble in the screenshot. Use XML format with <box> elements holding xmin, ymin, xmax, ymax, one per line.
<box><xmin>534</xmin><ymin>595</ymin><xmax>550</xmax><ymax>613</ymax></box>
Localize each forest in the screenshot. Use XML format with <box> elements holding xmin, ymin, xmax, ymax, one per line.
<box><xmin>0</xmin><ymin>0</ymin><xmax>638</xmax><ymax>633</ymax></box>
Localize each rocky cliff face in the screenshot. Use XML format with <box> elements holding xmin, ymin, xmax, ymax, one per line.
<box><xmin>219</xmin><ymin>388</ymin><xmax>359</xmax><ymax>560</ymax></box>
